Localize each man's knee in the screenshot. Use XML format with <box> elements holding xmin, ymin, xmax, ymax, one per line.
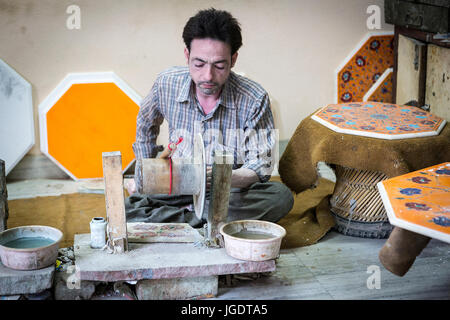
<box><xmin>265</xmin><ymin>181</ymin><xmax>294</xmax><ymax>220</ymax></box>
<box><xmin>247</xmin><ymin>181</ymin><xmax>294</xmax><ymax>222</ymax></box>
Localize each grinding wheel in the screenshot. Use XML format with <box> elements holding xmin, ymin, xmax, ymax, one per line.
<box><xmin>193</xmin><ymin>133</ymin><xmax>206</xmax><ymax>220</ymax></box>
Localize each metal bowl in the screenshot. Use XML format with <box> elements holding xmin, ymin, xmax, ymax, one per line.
<box><xmin>0</xmin><ymin>225</ymin><xmax>63</xmax><ymax>270</ymax></box>
<box><xmin>219</xmin><ymin>220</ymin><xmax>286</xmax><ymax>261</ymax></box>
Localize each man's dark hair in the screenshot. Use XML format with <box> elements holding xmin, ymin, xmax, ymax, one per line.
<box><xmin>182</xmin><ymin>8</ymin><xmax>242</xmax><ymax>56</ymax></box>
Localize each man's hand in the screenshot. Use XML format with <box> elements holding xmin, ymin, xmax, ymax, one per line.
<box><xmin>206</xmin><ymin>166</ymin><xmax>259</xmax><ymax>191</ymax></box>
<box><xmin>125</xmin><ymin>179</ymin><xmax>137</xmax><ymax>195</ymax></box>
<box><xmin>159</xmin><ymin>143</ymin><xmax>178</xmax><ymax>159</ymax></box>
<box><xmin>231</xmin><ymin>167</ymin><xmax>259</xmax><ymax>188</ymax></box>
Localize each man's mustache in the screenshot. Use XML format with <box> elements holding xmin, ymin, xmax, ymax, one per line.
<box><xmin>199</xmin><ymin>81</ymin><xmax>219</xmax><ymax>86</ymax></box>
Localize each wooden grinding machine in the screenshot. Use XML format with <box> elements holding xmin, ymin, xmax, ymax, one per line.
<box><xmin>101</xmin><ymin>133</ymin><xmax>234</xmax><ymax>254</ymax></box>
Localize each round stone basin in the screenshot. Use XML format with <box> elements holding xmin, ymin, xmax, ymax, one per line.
<box><xmin>220</xmin><ymin>220</ymin><xmax>286</xmax><ymax>262</ymax></box>
<box><xmin>0</xmin><ymin>226</ymin><xmax>63</xmax><ymax>270</ymax></box>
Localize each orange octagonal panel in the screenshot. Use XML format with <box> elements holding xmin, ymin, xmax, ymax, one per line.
<box><xmin>39</xmin><ymin>73</ymin><xmax>141</xmax><ymax>179</ymax></box>
<box><xmin>377</xmin><ymin>162</ymin><xmax>450</xmax><ymax>243</ymax></box>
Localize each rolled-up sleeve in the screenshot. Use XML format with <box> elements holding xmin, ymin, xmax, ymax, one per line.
<box><xmin>241</xmin><ymin>93</ymin><xmax>276</xmax><ymax>183</ymax></box>
<box><xmin>133</xmin><ymin>81</ymin><xmax>164</xmax><ymax>192</ymax></box>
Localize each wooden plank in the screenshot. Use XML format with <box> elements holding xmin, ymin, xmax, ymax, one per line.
<box><xmin>0</xmin><ymin>159</ymin><xmax>8</xmax><ymax>231</ymax></box>
<box><xmin>207</xmin><ymin>151</ymin><xmax>233</xmax><ymax>244</ymax></box>
<box><xmin>102</xmin><ymin>151</ymin><xmax>128</xmax><ymax>253</ymax></box>
<box><xmin>127</xmin><ymin>222</ymin><xmax>203</xmax><ymax>243</ymax></box>
<box><xmin>426</xmin><ymin>44</ymin><xmax>450</xmax><ymax>121</ymax></box>
<box><xmin>396</xmin><ymin>34</ymin><xmax>427</xmax><ymax>105</ymax></box>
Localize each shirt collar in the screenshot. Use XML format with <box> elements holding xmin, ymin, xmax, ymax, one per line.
<box><xmin>176</xmin><ymin>72</ymin><xmax>235</xmax><ymax>110</ymax></box>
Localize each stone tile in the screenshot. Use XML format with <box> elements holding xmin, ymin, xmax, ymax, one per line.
<box><xmin>214</xmin><ymin>250</ymin><xmax>333</xmax><ymax>300</ymax></box>
<box><xmin>136</xmin><ymin>276</ymin><xmax>218</xmax><ymax>300</ymax></box>
<box><xmin>294</xmin><ymin>231</ymin><xmax>386</xmax><ymax>277</ymax></box>
<box><xmin>313</xmin><ymin>256</ymin><xmax>450</xmax><ymax>300</ymax></box>
<box><xmin>0</xmin><ymin>261</ymin><xmax>54</xmax><ymax>295</ymax></box>
<box><xmin>53</xmin><ymin>271</ymin><xmax>96</xmax><ymax>300</ymax></box>
<box><xmin>294</xmin><ymin>231</ymin><xmax>450</xmax><ymax>300</ymax></box>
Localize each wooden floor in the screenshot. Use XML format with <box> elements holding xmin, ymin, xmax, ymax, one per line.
<box><xmin>214</xmin><ymin>231</ymin><xmax>450</xmax><ymax>300</ymax></box>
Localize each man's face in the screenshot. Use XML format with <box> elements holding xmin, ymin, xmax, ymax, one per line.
<box><xmin>185</xmin><ymin>38</ymin><xmax>238</xmax><ymax>97</ymax></box>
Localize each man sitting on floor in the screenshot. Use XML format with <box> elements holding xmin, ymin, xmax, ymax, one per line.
<box><xmin>126</xmin><ymin>8</ymin><xmax>293</xmax><ymax>227</ymax></box>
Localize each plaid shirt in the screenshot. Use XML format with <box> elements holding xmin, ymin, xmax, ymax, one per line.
<box><xmin>133</xmin><ymin>66</ymin><xmax>276</xmax><ymax>191</ymax></box>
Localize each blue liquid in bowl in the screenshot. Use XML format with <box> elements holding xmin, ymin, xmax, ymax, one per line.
<box><xmin>2</xmin><ymin>237</ymin><xmax>55</xmax><ymax>249</ymax></box>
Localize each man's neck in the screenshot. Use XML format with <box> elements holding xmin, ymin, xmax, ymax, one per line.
<box><xmin>195</xmin><ymin>86</ymin><xmax>222</xmax><ymax>115</ymax></box>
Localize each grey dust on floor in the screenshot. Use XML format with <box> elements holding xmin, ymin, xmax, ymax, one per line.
<box><xmin>214</xmin><ymin>231</ymin><xmax>450</xmax><ymax>300</ymax></box>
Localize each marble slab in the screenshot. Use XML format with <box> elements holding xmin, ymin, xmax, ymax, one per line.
<box><xmin>0</xmin><ymin>58</ymin><xmax>34</xmax><ymax>175</ymax></box>
<box><xmin>74</xmin><ymin>233</ymin><xmax>275</xmax><ymax>282</ymax></box>
<box><xmin>0</xmin><ymin>261</ymin><xmax>54</xmax><ymax>295</ymax></box>
<box><xmin>377</xmin><ymin>162</ymin><xmax>450</xmax><ymax>243</ymax></box>
<box><xmin>312</xmin><ymin>102</ymin><xmax>446</xmax><ymax>140</ymax></box>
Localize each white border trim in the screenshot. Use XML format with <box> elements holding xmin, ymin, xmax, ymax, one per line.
<box><xmin>311</xmin><ymin>107</ymin><xmax>447</xmax><ymax>140</ymax></box>
<box><xmin>38</xmin><ymin>72</ymin><xmax>142</xmax><ymax>180</ymax></box>
<box><xmin>377</xmin><ymin>181</ymin><xmax>450</xmax><ymax>243</ymax></box>
<box><xmin>334</xmin><ymin>31</ymin><xmax>394</xmax><ymax>103</ymax></box>
<box><xmin>363</xmin><ymin>68</ymin><xmax>393</xmax><ymax>102</ymax></box>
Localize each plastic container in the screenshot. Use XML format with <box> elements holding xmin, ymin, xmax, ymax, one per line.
<box><xmin>90</xmin><ymin>217</ymin><xmax>107</xmax><ymax>249</ymax></box>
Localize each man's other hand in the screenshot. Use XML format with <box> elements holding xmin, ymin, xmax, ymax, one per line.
<box><xmin>125</xmin><ymin>178</ymin><xmax>137</xmax><ymax>195</ymax></box>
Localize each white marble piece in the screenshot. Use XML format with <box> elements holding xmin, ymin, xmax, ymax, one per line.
<box><xmin>6</xmin><ymin>178</ymin><xmax>108</xmax><ymax>200</ymax></box>
<box><xmin>0</xmin><ymin>59</ymin><xmax>34</xmax><ymax>175</ymax></box>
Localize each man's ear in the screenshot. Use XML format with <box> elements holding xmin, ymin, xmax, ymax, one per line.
<box><xmin>231</xmin><ymin>52</ymin><xmax>238</xmax><ymax>68</ymax></box>
<box><xmin>184</xmin><ymin>47</ymin><xmax>190</xmax><ymax>64</ymax></box>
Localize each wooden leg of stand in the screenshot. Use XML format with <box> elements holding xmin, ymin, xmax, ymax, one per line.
<box><xmin>379</xmin><ymin>227</ymin><xmax>431</xmax><ymax>277</ymax></box>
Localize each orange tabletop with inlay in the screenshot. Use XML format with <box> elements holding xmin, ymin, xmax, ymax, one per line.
<box><xmin>312</xmin><ymin>102</ymin><xmax>446</xmax><ymax>140</ymax></box>
<box><xmin>377</xmin><ymin>162</ymin><xmax>450</xmax><ymax>243</ymax></box>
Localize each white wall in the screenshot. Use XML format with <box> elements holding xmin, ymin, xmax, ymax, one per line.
<box><xmin>0</xmin><ymin>0</ymin><xmax>393</xmax><ymax>156</ymax></box>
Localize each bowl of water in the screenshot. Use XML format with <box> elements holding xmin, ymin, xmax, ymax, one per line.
<box><xmin>0</xmin><ymin>225</ymin><xmax>63</xmax><ymax>270</ymax></box>
<box><xmin>219</xmin><ymin>220</ymin><xmax>286</xmax><ymax>261</ymax></box>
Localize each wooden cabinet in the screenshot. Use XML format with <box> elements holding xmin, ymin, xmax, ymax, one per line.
<box><xmin>385</xmin><ymin>0</ymin><xmax>450</xmax><ymax>34</ymax></box>
<box><xmin>392</xmin><ymin>26</ymin><xmax>450</xmax><ymax>121</ymax></box>
<box><xmin>425</xmin><ymin>44</ymin><xmax>450</xmax><ymax>121</ymax></box>
<box><xmin>396</xmin><ymin>34</ymin><xmax>427</xmax><ymax>106</ymax></box>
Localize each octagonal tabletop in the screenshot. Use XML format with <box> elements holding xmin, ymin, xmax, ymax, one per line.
<box><xmin>39</xmin><ymin>72</ymin><xmax>141</xmax><ymax>180</ymax></box>
<box><xmin>0</xmin><ymin>59</ymin><xmax>34</xmax><ymax>175</ymax></box>
<box><xmin>311</xmin><ymin>102</ymin><xmax>446</xmax><ymax>140</ymax></box>
<box><xmin>377</xmin><ymin>162</ymin><xmax>450</xmax><ymax>243</ymax></box>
